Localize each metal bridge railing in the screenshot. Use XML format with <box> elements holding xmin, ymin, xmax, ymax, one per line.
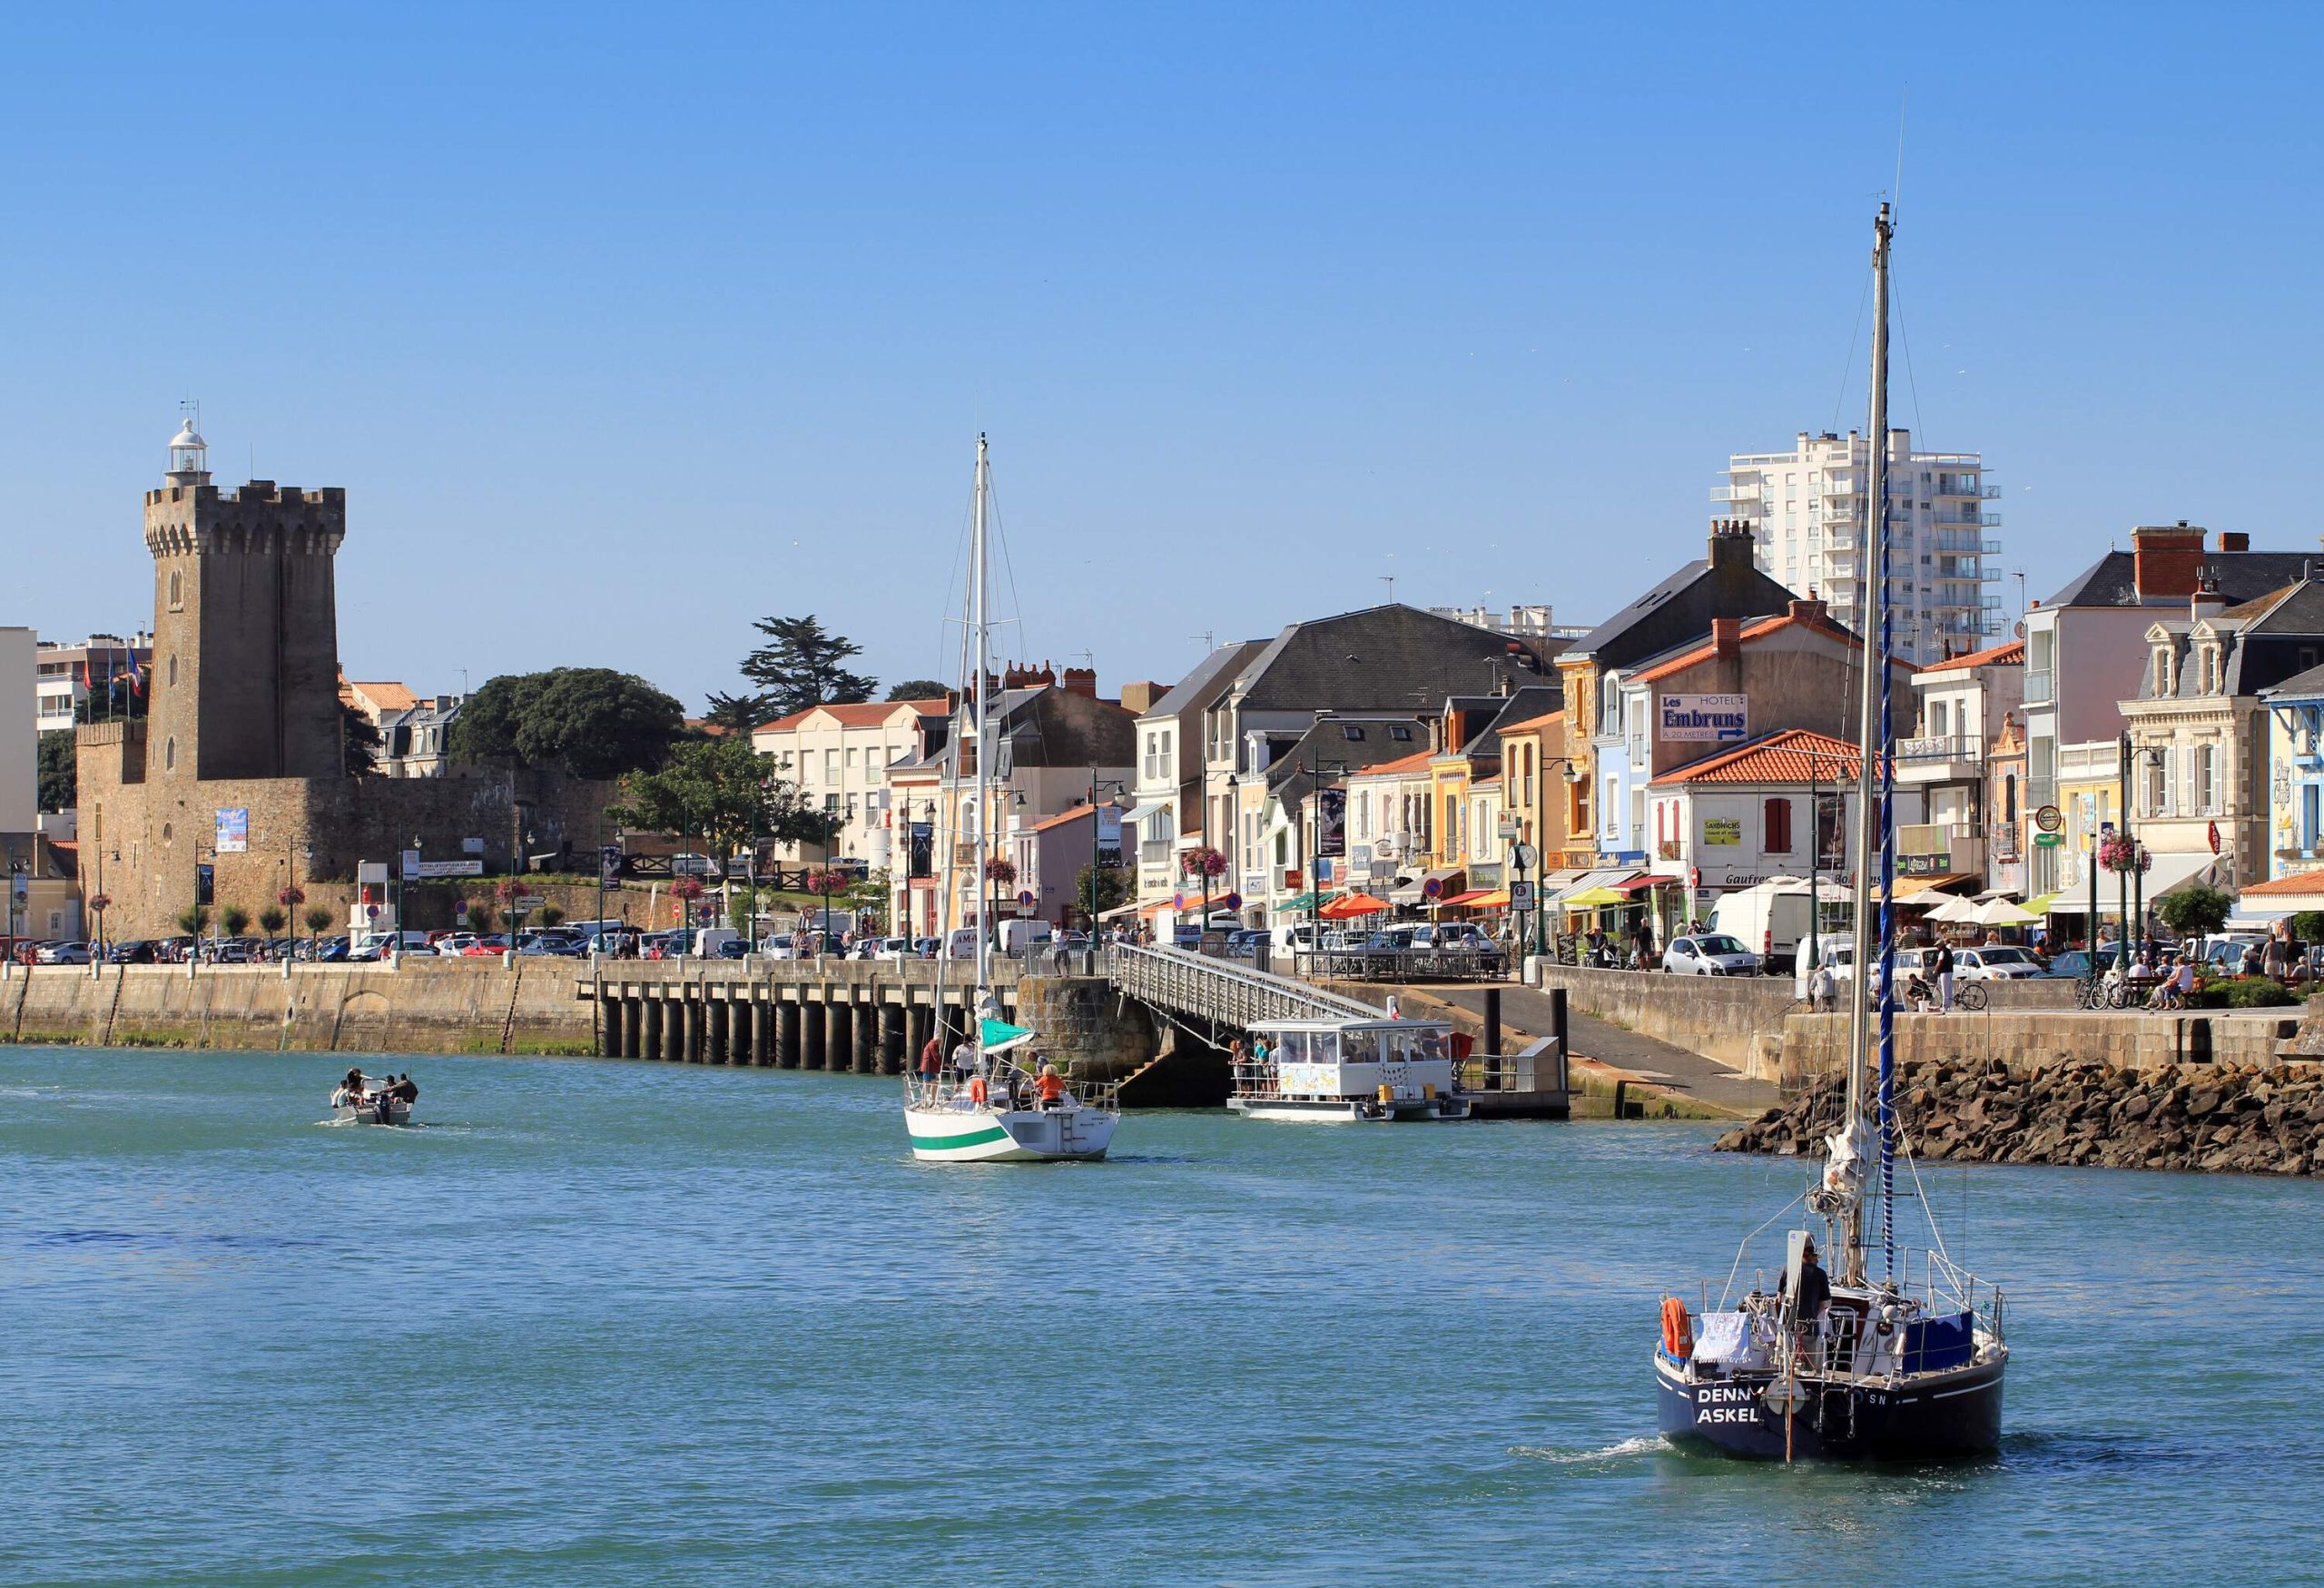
<box><xmin>1105</xmin><ymin>944</ymin><xmax>1383</xmax><ymax>1029</ymax></box>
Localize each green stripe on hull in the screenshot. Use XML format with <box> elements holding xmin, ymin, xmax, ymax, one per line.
<box><xmin>908</xmin><ymin>1122</ymin><xmax>1011</xmax><ymax>1149</ymax></box>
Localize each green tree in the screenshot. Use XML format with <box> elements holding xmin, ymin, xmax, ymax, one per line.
<box><xmin>220</xmin><ymin>904</ymin><xmax>251</xmax><ymax>938</ymax></box>
<box><xmin>733</xmin><ymin>615</ymin><xmax>875</xmax><ymax>721</ymax></box>
<box><xmin>539</xmin><ymin>903</ymin><xmax>566</xmax><ymax>928</ymax></box>
<box><xmin>1073</xmin><ymin>859</ymin><xmax>1133</xmax><ymax>922</ymax></box>
<box><xmin>2158</xmin><ymin>884</ymin><xmax>2230</xmax><ymax>939</ymax></box>
<box><xmin>343</xmin><ymin>705</ymin><xmax>384</xmax><ymax>776</ymax></box>
<box><xmin>2292</xmin><ymin>911</ymin><xmax>2324</xmax><ymax>944</ymax></box>
<box><xmin>303</xmin><ymin>905</ymin><xmax>335</xmax><ymax>935</ymax></box>
<box><xmin>258</xmin><ymin>906</ymin><xmax>287</xmax><ymax>935</ymax></box>
<box><xmin>448</xmin><ymin>668</ymin><xmax>686</xmax><ymax>779</ymax></box>
<box><xmin>606</xmin><ymin>734</ymin><xmax>837</xmax><ymax>863</ymax></box>
<box><xmin>36</xmin><ymin>731</ymin><xmax>74</xmax><ymax>814</ymax></box>
<box><xmin>886</xmin><ymin>678</ymin><xmax>947</xmax><ymax>703</ymax></box>
<box><xmin>176</xmin><ymin>905</ymin><xmax>208</xmax><ymax>937</ymax></box>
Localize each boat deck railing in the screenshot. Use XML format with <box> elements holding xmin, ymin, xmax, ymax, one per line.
<box><xmin>1699</xmin><ymin>1248</ymin><xmax>2005</xmax><ymax>1344</ymax></box>
<box><xmin>909</xmin><ymin>1060</ymin><xmax>1120</xmax><ymax>1116</ymax></box>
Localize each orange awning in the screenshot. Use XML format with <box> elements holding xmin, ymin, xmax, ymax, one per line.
<box><xmin>1321</xmin><ymin>892</ymin><xmax>1390</xmax><ymax>918</ymax></box>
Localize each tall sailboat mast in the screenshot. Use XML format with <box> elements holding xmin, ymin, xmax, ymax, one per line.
<box><xmin>970</xmin><ymin>433</ymin><xmax>993</xmax><ymax>1041</ymax></box>
<box><xmin>1841</xmin><ymin>202</ymin><xmax>1893</xmax><ymax>1288</ymax></box>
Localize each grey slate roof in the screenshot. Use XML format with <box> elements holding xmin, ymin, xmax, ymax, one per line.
<box><xmin>2044</xmin><ymin>549</ymin><xmax>2318</xmax><ymax>608</ymax></box>
<box><xmin>1229</xmin><ymin>604</ymin><xmax>1557</xmax><ymax>713</ymax></box>
<box><xmin>2132</xmin><ymin>580</ymin><xmax>2324</xmax><ymax>702</ymax></box>
<box><xmin>1262</xmin><ymin>715</ymin><xmax>1433</xmax><ymax>811</ymax></box>
<box><xmin>1144</xmin><ymin>639</ymin><xmax>1270</xmax><ymax>719</ymax></box>
<box><xmin>1560</xmin><ymin>556</ymin><xmax>1798</xmax><ymax>670</ymax></box>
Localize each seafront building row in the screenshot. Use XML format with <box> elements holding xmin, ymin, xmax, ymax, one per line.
<box><xmin>10</xmin><ymin>415</ymin><xmax>2324</xmax><ymax>951</ymax></box>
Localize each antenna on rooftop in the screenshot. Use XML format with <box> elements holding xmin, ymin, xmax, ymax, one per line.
<box><xmin>1380</xmin><ymin>576</ymin><xmax>1397</xmax><ymax>605</ymax></box>
<box><xmin>1190</xmin><ymin>631</ymin><xmax>1215</xmax><ymax>653</ymax></box>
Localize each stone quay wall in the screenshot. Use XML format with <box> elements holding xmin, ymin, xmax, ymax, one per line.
<box><xmin>1718</xmin><ymin>1055</ymin><xmax>2324</xmax><ymax>1177</ymax></box>
<box><xmin>1767</xmin><ymin>1010</ymin><xmax>2302</xmax><ymax>1090</ymax></box>
<box><xmin>0</xmin><ymin>960</ymin><xmax>1160</xmax><ymax>1081</ymax></box>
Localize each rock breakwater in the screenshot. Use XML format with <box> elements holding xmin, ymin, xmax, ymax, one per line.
<box><xmin>1717</xmin><ymin>1058</ymin><xmax>2324</xmax><ymax>1176</ymax></box>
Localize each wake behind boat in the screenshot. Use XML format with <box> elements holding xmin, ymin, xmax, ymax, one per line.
<box><xmin>330</xmin><ymin>1067</ymin><xmax>417</xmax><ymax>1126</ymax></box>
<box><xmin>1651</xmin><ymin>202</ymin><xmax>2007</xmax><ymax>1461</ymax></box>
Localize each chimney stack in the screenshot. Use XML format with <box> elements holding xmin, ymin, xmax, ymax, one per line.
<box><xmin>2219</xmin><ymin>530</ymin><xmax>2250</xmax><ymax>553</ymax></box>
<box><xmin>1787</xmin><ymin>597</ymin><xmax>1827</xmax><ymax>624</ymax></box>
<box><xmin>1708</xmin><ymin>518</ymin><xmax>1756</xmax><ymax>575</ymax></box>
<box><xmin>2131</xmin><ymin>522</ymin><xmax>2207</xmax><ymax>602</ymax></box>
<box><xmin>2191</xmin><ymin>570</ymin><xmax>2230</xmax><ymax>623</ymax></box>
<box><xmin>1059</xmin><ymin>666</ymin><xmax>1098</xmax><ymax>698</ymax></box>
<box><xmin>1711</xmin><ymin>616</ymin><xmax>1742</xmax><ymax>659</ymax></box>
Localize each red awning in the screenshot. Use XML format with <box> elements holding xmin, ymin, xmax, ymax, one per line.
<box><xmin>1613</xmin><ymin>874</ymin><xmax>1680</xmax><ymax>893</ymax></box>
<box><xmin>1439</xmin><ymin>889</ymin><xmax>1497</xmax><ymax>906</ymax></box>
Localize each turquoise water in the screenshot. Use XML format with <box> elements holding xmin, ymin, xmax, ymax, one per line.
<box><xmin>3</xmin><ymin>1048</ymin><xmax>2317</xmax><ymax>1586</ymax></box>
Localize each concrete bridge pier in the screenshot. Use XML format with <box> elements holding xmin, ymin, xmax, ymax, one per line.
<box><xmin>642</xmin><ymin>999</ymin><xmax>665</xmax><ymax>1061</ymax></box>
<box><xmin>853</xmin><ymin>999</ymin><xmax>878</xmax><ymax>1073</ymax></box>
<box><xmin>745</xmin><ymin>998</ymin><xmax>769</xmax><ymax>1066</ymax></box>
<box><xmin>676</xmin><ymin>994</ymin><xmax>698</xmax><ymax>1062</ymax></box>
<box><xmin>827</xmin><ymin>1003</ymin><xmax>854</xmax><ymax>1073</ymax></box>
<box><xmin>881</xmin><ymin>1003</ymin><xmax>906</xmax><ymax>1075</ymax></box>
<box><xmin>708</xmin><ymin>999</ymin><xmax>731</xmax><ymax>1063</ymax></box>
<box><xmin>803</xmin><ymin>1001</ymin><xmax>827</xmax><ymax>1070</ymax></box>
<box><xmin>778</xmin><ymin>1000</ymin><xmax>802</xmax><ymax>1068</ymax></box>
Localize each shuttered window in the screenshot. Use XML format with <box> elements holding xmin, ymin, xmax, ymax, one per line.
<box><xmin>1765</xmin><ymin>797</ymin><xmax>1794</xmax><ymax>853</ymax></box>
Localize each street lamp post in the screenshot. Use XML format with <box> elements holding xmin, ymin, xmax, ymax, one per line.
<box><xmin>1086</xmin><ymin>778</ymin><xmax>1129</xmax><ymax>940</ymax></box>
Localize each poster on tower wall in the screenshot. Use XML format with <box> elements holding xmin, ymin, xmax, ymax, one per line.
<box><xmin>213</xmin><ymin>808</ymin><xmax>249</xmax><ymax>853</ymax></box>
<box><xmin>1659</xmin><ymin>695</ymin><xmax>1748</xmax><ymax>744</ymax></box>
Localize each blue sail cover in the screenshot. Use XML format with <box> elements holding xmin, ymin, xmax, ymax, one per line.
<box><xmin>1902</xmin><ymin>1312</ymin><xmax>1976</xmax><ymax>1374</ymax></box>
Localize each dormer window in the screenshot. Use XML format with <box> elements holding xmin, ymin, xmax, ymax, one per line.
<box><xmin>2152</xmin><ymin>645</ymin><xmax>2175</xmax><ymax>697</ymax></box>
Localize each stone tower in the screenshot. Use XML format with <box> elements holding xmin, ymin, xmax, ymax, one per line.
<box><xmin>142</xmin><ymin>419</ymin><xmax>347</xmax><ymax>782</ymax></box>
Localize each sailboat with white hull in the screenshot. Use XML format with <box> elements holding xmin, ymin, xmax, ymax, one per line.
<box><xmin>902</xmin><ymin>435</ymin><xmax>1121</xmax><ymax>1165</ymax></box>
<box><xmin>1652</xmin><ymin>204</ymin><xmax>2008</xmax><ymax>1460</ymax></box>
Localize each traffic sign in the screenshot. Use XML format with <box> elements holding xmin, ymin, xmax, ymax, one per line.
<box><xmin>2034</xmin><ymin>833</ymin><xmax>2062</xmax><ymax>849</ymax></box>
<box><xmin>1018</xmin><ymin>890</ymin><xmax>1036</xmax><ymax>908</ymax></box>
<box><xmin>2034</xmin><ymin>804</ymin><xmax>2063</xmax><ymax>833</ymax></box>
<box><xmin>1222</xmin><ymin>892</ymin><xmax>1242</xmax><ymax>910</ymax></box>
<box><xmin>1510</xmin><ymin>881</ymin><xmax>1537</xmax><ymax>910</ymax></box>
<box><xmin>365</xmin><ymin>903</ymin><xmax>379</xmax><ymax>920</ymax></box>
<box><xmin>1689</xmin><ymin>865</ymin><xmax>1701</xmax><ymax>891</ymax></box>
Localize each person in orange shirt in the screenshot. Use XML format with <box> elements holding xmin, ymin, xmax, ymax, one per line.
<box><xmin>1035</xmin><ymin>1063</ymin><xmax>1065</xmax><ymax>1108</ymax></box>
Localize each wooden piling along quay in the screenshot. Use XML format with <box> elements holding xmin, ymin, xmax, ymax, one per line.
<box><xmin>581</xmin><ymin>961</ymin><xmax>1032</xmax><ymax>1072</ymax></box>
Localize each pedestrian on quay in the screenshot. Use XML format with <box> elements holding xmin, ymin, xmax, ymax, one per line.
<box><xmin>2263</xmin><ymin>925</ymin><xmax>2290</xmax><ymax>981</ymax></box>
<box><xmin>1809</xmin><ymin>958</ymin><xmax>1837</xmax><ymax>1013</ymax></box>
<box><xmin>1932</xmin><ymin>940</ymin><xmax>1955</xmax><ymax>1014</ymax></box>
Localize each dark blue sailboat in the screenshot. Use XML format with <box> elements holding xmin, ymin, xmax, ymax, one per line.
<box><xmin>1653</xmin><ymin>203</ymin><xmax>2009</xmax><ymax>1461</ymax></box>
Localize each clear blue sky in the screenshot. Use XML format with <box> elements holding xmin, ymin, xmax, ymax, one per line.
<box><xmin>6</xmin><ymin>3</ymin><xmax>2319</xmax><ymax>709</ymax></box>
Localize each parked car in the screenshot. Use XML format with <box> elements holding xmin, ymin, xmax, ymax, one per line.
<box><xmin>1950</xmin><ymin>945</ymin><xmax>2046</xmax><ymax>981</ymax></box>
<box><xmin>712</xmin><ymin>937</ymin><xmax>752</xmax><ymax>960</ymax></box>
<box><xmin>461</xmin><ymin>936</ymin><xmax>511</xmax><ymax>956</ymax></box>
<box><xmin>2041</xmin><ymin>949</ymin><xmax>2094</xmax><ymax>980</ymax></box>
<box><xmin>107</xmin><ymin>939</ymin><xmax>159</xmax><ymax>964</ymax></box>
<box><xmin>35</xmin><ymin>941</ymin><xmax>92</xmax><ymax>965</ymax></box>
<box><xmin>204</xmin><ymin>940</ymin><xmax>253</xmax><ymax>964</ymax></box>
<box><xmin>1662</xmin><ymin>933</ymin><xmax>1763</xmax><ymax>976</ymax></box>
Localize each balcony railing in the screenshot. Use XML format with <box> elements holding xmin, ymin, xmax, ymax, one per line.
<box><xmin>1897</xmin><ymin>734</ymin><xmax>1984</xmax><ymax>765</ymax></box>
<box><xmin>2024</xmin><ymin>669</ymin><xmax>2053</xmax><ymax>703</ymax></box>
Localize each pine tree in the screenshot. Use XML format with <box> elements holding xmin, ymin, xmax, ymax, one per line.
<box><xmin>735</xmin><ymin>616</ymin><xmax>876</xmax><ymax>719</ymax></box>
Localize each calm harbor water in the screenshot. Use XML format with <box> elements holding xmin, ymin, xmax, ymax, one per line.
<box><xmin>3</xmin><ymin>1047</ymin><xmax>2315</xmax><ymax>1586</ymax></box>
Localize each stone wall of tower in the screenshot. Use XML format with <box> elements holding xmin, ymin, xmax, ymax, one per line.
<box><xmin>143</xmin><ymin>480</ymin><xmax>347</xmax><ymax>785</ymax></box>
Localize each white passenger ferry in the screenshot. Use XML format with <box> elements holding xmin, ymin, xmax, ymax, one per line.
<box><xmin>1228</xmin><ymin>1014</ymin><xmax>1471</xmax><ymax>1121</ymax></box>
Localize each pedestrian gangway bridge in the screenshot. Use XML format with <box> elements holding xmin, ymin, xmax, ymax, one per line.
<box><xmin>1103</xmin><ymin>943</ymin><xmax>1384</xmax><ymax>1030</ymax></box>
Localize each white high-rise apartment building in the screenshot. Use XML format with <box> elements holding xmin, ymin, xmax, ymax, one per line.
<box><xmin>1715</xmin><ymin>428</ymin><xmax>2001</xmax><ymax>662</ymax></box>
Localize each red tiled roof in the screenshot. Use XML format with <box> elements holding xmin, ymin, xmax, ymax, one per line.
<box><xmin>1918</xmin><ymin>639</ymin><xmax>2024</xmax><ymax>673</ymax></box>
<box><xmin>1651</xmin><ymin>727</ymin><xmax>1862</xmax><ymax>786</ymax></box>
<box><xmin>1632</xmin><ymin>614</ymin><xmax>1866</xmax><ymax>686</ymax></box>
<box><xmin>347</xmin><ymin>680</ymin><xmax>418</xmax><ymax>712</ymax></box>
<box><xmin>1351</xmin><ymin>749</ymin><xmax>1437</xmax><ymax>779</ymax></box>
<box><xmin>1028</xmin><ymin>805</ymin><xmax>1097</xmax><ymax>834</ymax></box>
<box><xmin>2238</xmin><ymin>871</ymin><xmax>2324</xmax><ymax>897</ymax></box>
<box><xmin>1497</xmin><ymin>707</ymin><xmax>1564</xmax><ymax>735</ymax></box>
<box><xmin>755</xmin><ymin>697</ymin><xmax>948</xmax><ymax>734</ymax></box>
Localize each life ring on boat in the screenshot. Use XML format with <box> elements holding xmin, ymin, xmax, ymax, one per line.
<box><xmin>1660</xmin><ymin>1297</ymin><xmax>1693</xmax><ymax>1358</ymax></box>
<box><xmin>968</xmin><ymin>1075</ymin><xmax>989</xmax><ymax>1106</ymax></box>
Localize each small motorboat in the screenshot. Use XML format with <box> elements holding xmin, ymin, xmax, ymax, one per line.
<box><xmin>330</xmin><ymin>1070</ymin><xmax>415</xmax><ymax>1126</ymax></box>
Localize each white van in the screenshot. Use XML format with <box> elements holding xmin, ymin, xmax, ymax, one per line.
<box><xmin>1713</xmin><ymin>880</ymin><xmax>1847</xmax><ymax>975</ymax></box>
<box><xmin>943</xmin><ymin>926</ymin><xmax>983</xmax><ymax>960</ymax></box>
<box><xmin>1267</xmin><ymin>922</ymin><xmax>1319</xmax><ymax>954</ymax></box>
<box><xmin>998</xmin><ymin>918</ymin><xmax>1054</xmax><ymax>954</ymax></box>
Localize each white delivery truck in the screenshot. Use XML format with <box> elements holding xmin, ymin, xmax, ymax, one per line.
<box><xmin>1713</xmin><ymin>878</ymin><xmax>1849</xmax><ymax>976</ymax></box>
<box><xmin>998</xmin><ymin>918</ymin><xmax>1054</xmax><ymax>955</ymax></box>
